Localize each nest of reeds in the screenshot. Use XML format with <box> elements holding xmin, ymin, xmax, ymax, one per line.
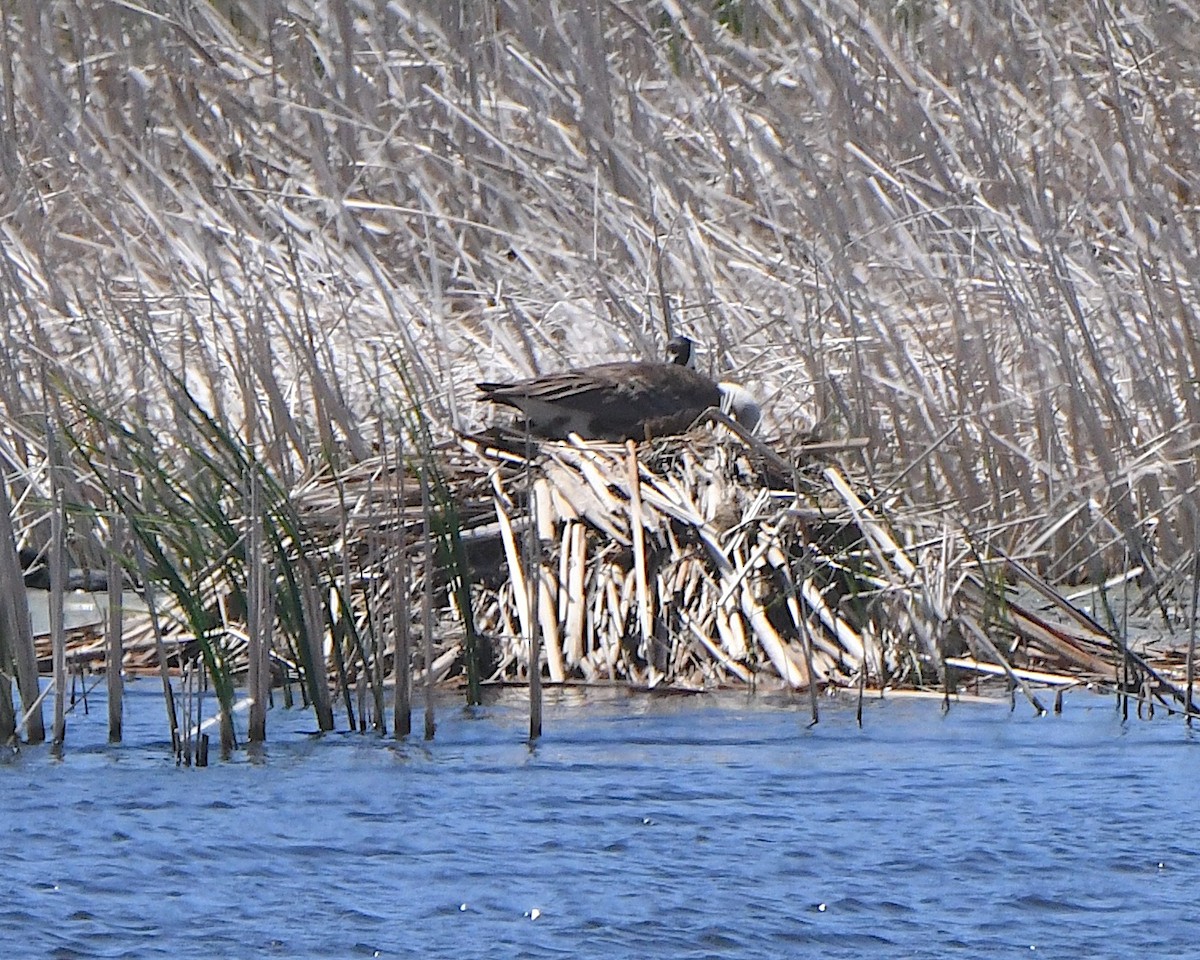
<box><xmin>455</xmin><ymin>424</ymin><xmax>1154</xmax><ymax>704</ymax></box>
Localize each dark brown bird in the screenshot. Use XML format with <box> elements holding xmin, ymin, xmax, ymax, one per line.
<box><xmin>478</xmin><ymin>347</ymin><xmax>760</xmax><ymax>442</ymax></box>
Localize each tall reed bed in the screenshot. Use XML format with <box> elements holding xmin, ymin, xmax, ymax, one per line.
<box><xmin>0</xmin><ymin>1</ymin><xmax>1197</xmax><ymax>745</ymax></box>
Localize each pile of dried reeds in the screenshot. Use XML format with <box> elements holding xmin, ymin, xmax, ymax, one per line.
<box><xmin>471</xmin><ymin>430</ymin><xmax>874</xmax><ymax>690</ymax></box>
<box><xmin>457</xmin><ymin>426</ymin><xmax>1196</xmax><ymax>717</ymax></box>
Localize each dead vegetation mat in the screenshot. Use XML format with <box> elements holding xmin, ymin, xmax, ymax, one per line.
<box><xmin>42</xmin><ymin>428</ymin><xmax>1194</xmax><ymax>718</ymax></box>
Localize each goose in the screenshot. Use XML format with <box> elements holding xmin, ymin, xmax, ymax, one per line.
<box><xmin>477</xmin><ymin>344</ymin><xmax>760</xmax><ymax>442</ymax></box>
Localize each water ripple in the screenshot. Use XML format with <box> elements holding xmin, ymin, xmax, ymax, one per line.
<box><xmin>2</xmin><ymin>687</ymin><xmax>1199</xmax><ymax>958</ymax></box>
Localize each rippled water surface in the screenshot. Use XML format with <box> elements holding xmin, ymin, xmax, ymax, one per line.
<box><xmin>4</xmin><ymin>683</ymin><xmax>1198</xmax><ymax>959</ymax></box>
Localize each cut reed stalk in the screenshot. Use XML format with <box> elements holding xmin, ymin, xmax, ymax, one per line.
<box><xmin>105</xmin><ymin>511</ymin><xmax>124</xmax><ymax>744</ymax></box>
<box><xmin>420</xmin><ymin>471</ymin><xmax>436</xmax><ymax>740</ymax></box>
<box><xmin>48</xmin><ymin>457</ymin><xmax>66</xmax><ymax>750</ymax></box>
<box><xmin>525</xmin><ymin>443</ymin><xmax>543</xmax><ymax>741</ymax></box>
<box><xmin>246</xmin><ymin>471</ymin><xmax>268</xmax><ymax>743</ymax></box>
<box><xmin>392</xmin><ymin>436</ymin><xmax>412</xmax><ymax>739</ymax></box>
<box><xmin>1189</xmin><ymin>547</ymin><xmax>1200</xmax><ymax>726</ymax></box>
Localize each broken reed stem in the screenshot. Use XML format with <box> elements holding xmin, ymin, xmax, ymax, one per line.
<box><xmin>246</xmin><ymin>470</ymin><xmax>268</xmax><ymax>743</ymax></box>
<box><xmin>959</xmin><ymin>615</ymin><xmax>1047</xmax><ymax>716</ymax></box>
<box><xmin>392</xmin><ymin>432</ymin><xmax>412</xmax><ymax>739</ymax></box>
<box><xmin>525</xmin><ymin>433</ymin><xmax>542</xmax><ymax>741</ymax></box>
<box><xmin>49</xmin><ymin>484</ymin><xmax>66</xmax><ymax>751</ymax></box>
<box><xmin>106</xmin><ymin>510</ymin><xmax>124</xmax><ymax>743</ymax></box>
<box><xmin>944</xmin><ymin>657</ymin><xmax>1080</xmax><ymax>687</ymax></box>
<box><xmin>1188</xmin><ymin>546</ymin><xmax>1199</xmax><ymax>725</ymax></box>
<box><xmin>626</xmin><ymin>441</ymin><xmax>654</xmax><ymax>680</ymax></box>
<box><xmin>421</xmin><ymin>469</ymin><xmax>436</xmax><ymax>740</ymax></box>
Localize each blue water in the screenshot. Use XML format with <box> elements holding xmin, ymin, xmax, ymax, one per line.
<box><xmin>2</xmin><ymin>683</ymin><xmax>1197</xmax><ymax>959</ymax></box>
